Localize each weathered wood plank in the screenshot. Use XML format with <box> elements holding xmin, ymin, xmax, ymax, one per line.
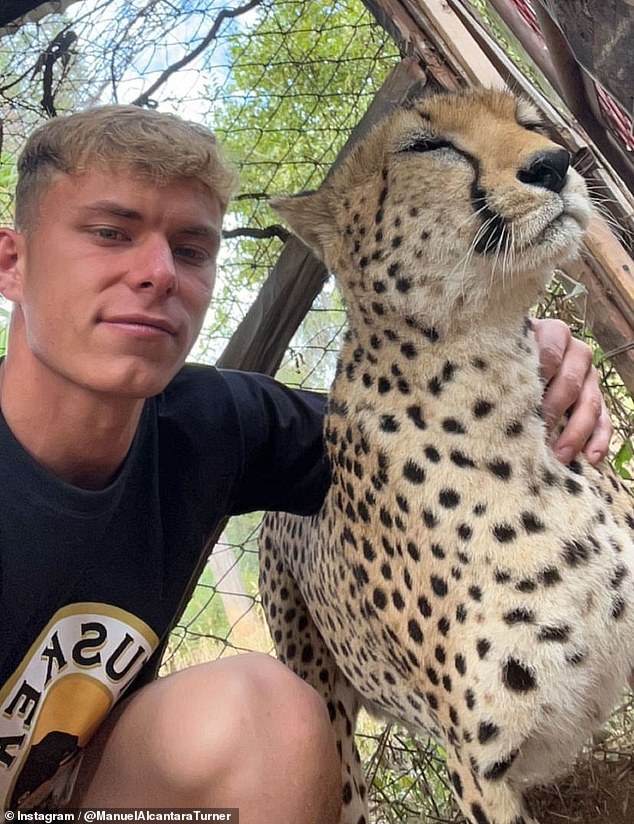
<box><xmin>399</xmin><ymin>0</ymin><xmax>505</xmax><ymax>88</ymax></box>
<box><xmin>566</xmin><ymin>258</ymin><xmax>634</xmax><ymax>394</ymax></box>
<box><xmin>584</xmin><ymin>218</ymin><xmax>634</xmax><ymax>324</ymax></box>
<box><xmin>360</xmin><ymin>0</ymin><xmax>466</xmax><ymax>91</ymax></box>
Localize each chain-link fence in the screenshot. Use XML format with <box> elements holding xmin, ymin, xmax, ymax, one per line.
<box><xmin>1</xmin><ymin>1</ymin><xmax>633</xmax><ymax>821</ymax></box>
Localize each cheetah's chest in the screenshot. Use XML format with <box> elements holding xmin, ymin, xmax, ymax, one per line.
<box><xmin>294</xmin><ymin>389</ymin><xmax>634</xmax><ymax>760</ymax></box>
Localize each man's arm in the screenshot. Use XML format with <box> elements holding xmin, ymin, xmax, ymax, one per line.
<box><xmin>222</xmin><ymin>369</ymin><xmax>329</xmax><ymax>517</ymax></box>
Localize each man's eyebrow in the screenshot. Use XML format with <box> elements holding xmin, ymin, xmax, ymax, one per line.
<box><xmin>80</xmin><ymin>200</ymin><xmax>221</xmax><ymax>240</ymax></box>
<box><xmin>180</xmin><ymin>224</ymin><xmax>221</xmax><ymax>241</ymax></box>
<box><xmin>81</xmin><ymin>200</ymin><xmax>144</xmax><ymax>220</ymax></box>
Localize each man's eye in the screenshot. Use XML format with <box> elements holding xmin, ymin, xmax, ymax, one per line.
<box><xmin>93</xmin><ymin>227</ymin><xmax>127</xmax><ymax>242</ymax></box>
<box><xmin>174</xmin><ymin>246</ymin><xmax>210</xmax><ymax>264</ymax></box>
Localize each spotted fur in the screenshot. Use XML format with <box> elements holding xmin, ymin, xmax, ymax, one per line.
<box><xmin>258</xmin><ymin>88</ymin><xmax>634</xmax><ymax>824</ymax></box>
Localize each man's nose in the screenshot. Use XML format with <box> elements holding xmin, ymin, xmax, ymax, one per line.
<box><xmin>131</xmin><ymin>234</ymin><xmax>177</xmax><ymax>294</ymax></box>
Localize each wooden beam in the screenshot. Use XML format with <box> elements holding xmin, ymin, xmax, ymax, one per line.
<box><xmin>399</xmin><ymin>0</ymin><xmax>505</xmax><ymax>88</ymax></box>
<box><xmin>483</xmin><ymin>0</ymin><xmax>554</xmax><ymax>85</ymax></box>
<box><xmin>585</xmin><ymin>219</ymin><xmax>634</xmax><ymax>324</ymax></box>
<box><xmin>360</xmin><ymin>0</ymin><xmax>466</xmax><ymax>91</ymax></box>
<box><xmin>217</xmin><ymin>57</ymin><xmax>428</xmax><ymax>373</ymax></box>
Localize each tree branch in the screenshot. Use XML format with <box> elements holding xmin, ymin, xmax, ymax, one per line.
<box><xmin>234</xmin><ymin>191</ymin><xmax>272</xmax><ymax>202</ymax></box>
<box><xmin>37</xmin><ymin>28</ymin><xmax>77</xmax><ymax>116</ymax></box>
<box><xmin>223</xmin><ymin>225</ymin><xmax>290</xmax><ymax>243</ymax></box>
<box><xmin>131</xmin><ymin>0</ymin><xmax>265</xmax><ymax>108</ymax></box>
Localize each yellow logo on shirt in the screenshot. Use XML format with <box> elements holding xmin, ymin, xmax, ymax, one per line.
<box><xmin>0</xmin><ymin>604</ymin><xmax>158</xmax><ymax>811</ymax></box>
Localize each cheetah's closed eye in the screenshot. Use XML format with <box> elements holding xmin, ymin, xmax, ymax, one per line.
<box><xmin>259</xmin><ymin>88</ymin><xmax>634</xmax><ymax>824</ymax></box>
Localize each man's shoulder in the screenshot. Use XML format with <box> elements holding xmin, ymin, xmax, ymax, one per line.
<box><xmin>156</xmin><ymin>364</ymin><xmax>328</xmax><ymax>517</ymax></box>
<box><xmin>163</xmin><ymin>362</ymin><xmax>279</xmax><ymax>394</ymax></box>
<box><xmin>162</xmin><ymin>363</ymin><xmax>323</xmax><ymax>410</ymax></box>
<box><xmin>157</xmin><ymin>364</ymin><xmax>313</xmax><ymax>434</ymax></box>
<box><xmin>159</xmin><ymin>363</ymin><xmax>325</xmax><ymax>453</ymax></box>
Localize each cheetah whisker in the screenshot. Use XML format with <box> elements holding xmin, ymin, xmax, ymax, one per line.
<box><xmin>445</xmin><ymin>207</ymin><xmax>492</xmax><ymax>281</ymax></box>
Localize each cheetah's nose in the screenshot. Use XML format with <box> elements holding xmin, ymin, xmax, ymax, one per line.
<box><xmin>517</xmin><ymin>148</ymin><xmax>571</xmax><ymax>194</ymax></box>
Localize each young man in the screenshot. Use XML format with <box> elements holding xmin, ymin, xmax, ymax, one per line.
<box><xmin>0</xmin><ymin>105</ymin><xmax>611</xmax><ymax>817</ymax></box>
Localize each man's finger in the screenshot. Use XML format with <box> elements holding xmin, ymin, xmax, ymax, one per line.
<box><xmin>552</xmin><ymin>382</ymin><xmax>609</xmax><ymax>464</ymax></box>
<box><xmin>532</xmin><ymin>318</ymin><xmax>570</xmax><ymax>383</ymax></box>
<box><xmin>541</xmin><ymin>337</ymin><xmax>593</xmax><ymax>430</ymax></box>
<box><xmin>581</xmin><ymin>403</ymin><xmax>612</xmax><ymax>465</ymax></box>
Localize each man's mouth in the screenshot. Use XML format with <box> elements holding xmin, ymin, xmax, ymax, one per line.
<box><xmin>99</xmin><ymin>314</ymin><xmax>178</xmax><ymax>336</ymax></box>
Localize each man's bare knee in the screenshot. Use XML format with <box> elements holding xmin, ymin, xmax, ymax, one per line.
<box><xmin>147</xmin><ymin>654</ymin><xmax>337</xmax><ymax>793</ymax></box>
<box><xmin>75</xmin><ymin>653</ymin><xmax>340</xmax><ymax>822</ymax></box>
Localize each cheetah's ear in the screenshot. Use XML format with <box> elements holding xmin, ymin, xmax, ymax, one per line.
<box><xmin>269</xmin><ymin>190</ymin><xmax>334</xmax><ymax>263</ymax></box>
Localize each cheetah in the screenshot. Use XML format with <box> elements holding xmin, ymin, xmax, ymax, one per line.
<box><xmin>258</xmin><ymin>88</ymin><xmax>634</xmax><ymax>824</ymax></box>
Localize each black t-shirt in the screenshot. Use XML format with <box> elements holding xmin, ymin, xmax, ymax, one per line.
<box><xmin>0</xmin><ymin>364</ymin><xmax>328</xmax><ymax>811</ymax></box>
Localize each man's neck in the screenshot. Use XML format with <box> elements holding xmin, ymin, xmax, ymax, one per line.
<box><xmin>0</xmin><ymin>353</ymin><xmax>145</xmax><ymax>491</ymax></box>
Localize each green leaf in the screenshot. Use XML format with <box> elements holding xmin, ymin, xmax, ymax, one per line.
<box><xmin>614</xmin><ymin>440</ymin><xmax>633</xmax><ymax>480</ymax></box>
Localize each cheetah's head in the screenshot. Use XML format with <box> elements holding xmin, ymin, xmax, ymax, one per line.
<box><xmin>271</xmin><ymin>88</ymin><xmax>592</xmax><ymax>325</ymax></box>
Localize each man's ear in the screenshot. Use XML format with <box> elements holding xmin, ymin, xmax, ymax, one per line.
<box><xmin>269</xmin><ymin>190</ymin><xmax>334</xmax><ymax>263</ymax></box>
<box><xmin>0</xmin><ymin>229</ymin><xmax>24</xmax><ymax>303</ymax></box>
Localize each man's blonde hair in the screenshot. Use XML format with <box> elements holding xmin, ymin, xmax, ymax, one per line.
<box><xmin>15</xmin><ymin>104</ymin><xmax>238</xmax><ymax>230</ymax></box>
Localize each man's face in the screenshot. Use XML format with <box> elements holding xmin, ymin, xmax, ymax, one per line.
<box><xmin>13</xmin><ymin>170</ymin><xmax>223</xmax><ymax>398</ymax></box>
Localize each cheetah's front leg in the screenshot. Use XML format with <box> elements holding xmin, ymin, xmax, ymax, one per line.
<box><xmin>260</xmin><ymin>514</ymin><xmax>369</xmax><ymax>824</ymax></box>
<box><xmin>446</xmin><ymin>750</ymin><xmax>539</xmax><ymax>824</ymax></box>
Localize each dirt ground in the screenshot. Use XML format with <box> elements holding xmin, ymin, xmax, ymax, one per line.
<box><xmin>527</xmin><ymin>751</ymin><xmax>634</xmax><ymax>824</ymax></box>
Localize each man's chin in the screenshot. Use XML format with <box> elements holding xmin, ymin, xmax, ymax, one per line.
<box><xmin>81</xmin><ymin>360</ymin><xmax>184</xmax><ymax>400</ymax></box>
